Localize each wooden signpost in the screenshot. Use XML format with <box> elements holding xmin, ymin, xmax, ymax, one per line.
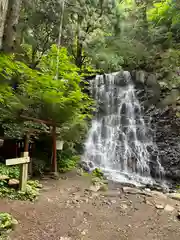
<box><xmin>6</xmin><ymin>152</ymin><xmax>30</xmax><ymax>191</ymax></box>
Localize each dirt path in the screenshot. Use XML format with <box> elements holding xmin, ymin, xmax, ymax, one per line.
<box><xmin>0</xmin><ymin>174</ymin><xmax>180</xmax><ymax>240</ymax></box>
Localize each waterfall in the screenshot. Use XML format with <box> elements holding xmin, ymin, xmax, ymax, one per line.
<box><xmin>82</xmin><ymin>71</ymin><xmax>164</xmax><ymax>186</ymax></box>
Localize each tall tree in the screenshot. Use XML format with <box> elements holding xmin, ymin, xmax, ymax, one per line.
<box><xmin>2</xmin><ymin>0</ymin><xmax>22</xmax><ymax>52</ymax></box>
<box><xmin>0</xmin><ymin>0</ymin><xmax>8</xmax><ymax>49</ymax></box>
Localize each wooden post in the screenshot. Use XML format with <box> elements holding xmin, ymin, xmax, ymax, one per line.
<box><xmin>52</xmin><ymin>126</ymin><xmax>57</xmax><ymax>173</ymax></box>
<box><xmin>6</xmin><ymin>152</ymin><xmax>30</xmax><ymax>191</ymax></box>
<box><xmin>24</xmin><ymin>134</ymin><xmax>29</xmax><ymax>152</ymax></box>
<box><xmin>19</xmin><ymin>151</ymin><xmax>29</xmax><ymax>191</ymax></box>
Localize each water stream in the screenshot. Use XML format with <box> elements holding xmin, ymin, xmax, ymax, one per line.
<box><xmin>82</xmin><ymin>71</ymin><xmax>164</xmax><ymax>186</ymax></box>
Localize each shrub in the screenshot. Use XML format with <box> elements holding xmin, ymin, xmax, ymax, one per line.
<box><xmin>57</xmin><ymin>150</ymin><xmax>80</xmax><ymax>173</ymax></box>
<box><xmin>0</xmin><ymin>180</ymin><xmax>41</xmax><ymax>201</ymax></box>
<box><xmin>0</xmin><ymin>212</ymin><xmax>18</xmax><ymax>238</ymax></box>
<box><xmin>0</xmin><ymin>164</ymin><xmax>20</xmax><ymax>179</ymax></box>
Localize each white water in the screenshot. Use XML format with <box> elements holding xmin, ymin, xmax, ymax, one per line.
<box><xmin>82</xmin><ymin>71</ymin><xmax>164</xmax><ymax>186</ymax></box>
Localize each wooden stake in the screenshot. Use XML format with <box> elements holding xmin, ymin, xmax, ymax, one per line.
<box><xmin>19</xmin><ymin>151</ymin><xmax>29</xmax><ymax>191</ymax></box>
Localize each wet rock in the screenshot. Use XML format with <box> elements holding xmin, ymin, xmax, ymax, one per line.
<box><xmin>76</xmin><ymin>168</ymin><xmax>84</xmax><ymax>176</ymax></box>
<box><xmin>145</xmin><ymin>107</ymin><xmax>180</xmax><ymax>181</ymax></box>
<box><xmin>122</xmin><ymin>187</ymin><xmax>142</xmax><ymax>195</ymax></box>
<box><xmin>123</xmin><ymin>187</ymin><xmax>152</xmax><ymax>197</ymax></box>
<box><xmin>79</xmin><ymin>161</ymin><xmax>94</xmax><ymax>172</ymax></box>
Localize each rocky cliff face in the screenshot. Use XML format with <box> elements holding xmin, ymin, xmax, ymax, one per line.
<box><xmin>132</xmin><ymin>70</ymin><xmax>180</xmax><ymax>183</ymax></box>
<box><xmin>149</xmin><ymin>107</ymin><xmax>180</xmax><ymax>182</ymax></box>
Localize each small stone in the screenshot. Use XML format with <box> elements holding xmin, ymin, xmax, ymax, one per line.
<box><xmin>111</xmin><ymin>200</ymin><xmax>116</xmax><ymax>204</ymax></box>
<box><xmin>8</xmin><ymin>179</ymin><xmax>19</xmax><ymax>186</ymax></box>
<box><xmin>164</xmin><ymin>204</ymin><xmax>175</xmax><ymax>212</ymax></box>
<box><xmin>155</xmin><ymin>204</ymin><xmax>164</xmax><ymax>210</ymax></box>
<box><xmin>0</xmin><ymin>175</ymin><xmax>9</xmax><ymax>180</ymax></box>
<box><xmin>89</xmin><ymin>185</ymin><xmax>101</xmax><ymax>192</ymax></box>
<box><xmin>61</xmin><ymin>176</ymin><xmax>68</xmax><ymax>180</ymax></box>
<box><xmin>145</xmin><ymin>188</ymin><xmax>151</xmax><ymax>192</ymax></box>
<box><xmin>47</xmin><ymin>198</ymin><xmax>53</xmax><ymax>202</ymax></box>
<box><xmin>120</xmin><ymin>204</ymin><xmax>128</xmax><ymax>210</ymax></box>
<box><xmin>11</xmin><ymin>218</ymin><xmax>18</xmax><ymax>229</ymax></box>
<box><xmin>81</xmin><ymin>229</ymin><xmax>88</xmax><ymax>235</ymax></box>
<box><xmin>177</xmin><ymin>212</ymin><xmax>180</xmax><ymax>220</ymax></box>
<box><xmin>83</xmin><ymin>211</ymin><xmax>92</xmax><ymax>217</ymax></box>
<box><xmin>59</xmin><ymin>237</ymin><xmax>72</xmax><ymax>240</ymax></box>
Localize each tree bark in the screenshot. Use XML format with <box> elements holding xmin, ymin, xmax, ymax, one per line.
<box><xmin>2</xmin><ymin>0</ymin><xmax>22</xmax><ymax>52</ymax></box>
<box><xmin>75</xmin><ymin>15</ymin><xmax>83</xmax><ymax>68</ymax></box>
<box><xmin>0</xmin><ymin>0</ymin><xmax>9</xmax><ymax>49</ymax></box>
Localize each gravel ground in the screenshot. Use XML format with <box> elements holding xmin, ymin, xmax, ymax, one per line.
<box><xmin>0</xmin><ymin>174</ymin><xmax>180</xmax><ymax>240</ymax></box>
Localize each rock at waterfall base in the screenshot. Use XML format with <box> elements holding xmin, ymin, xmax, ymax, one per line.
<box><xmin>122</xmin><ymin>187</ymin><xmax>142</xmax><ymax>195</ymax></box>
<box><xmin>168</xmin><ymin>193</ymin><xmax>180</xmax><ymax>201</ymax></box>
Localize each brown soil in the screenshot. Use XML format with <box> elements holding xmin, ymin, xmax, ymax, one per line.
<box><xmin>0</xmin><ymin>173</ymin><xmax>180</xmax><ymax>240</ymax></box>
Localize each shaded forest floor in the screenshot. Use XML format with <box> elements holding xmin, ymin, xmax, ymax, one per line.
<box><xmin>0</xmin><ymin>172</ymin><xmax>180</xmax><ymax>240</ymax></box>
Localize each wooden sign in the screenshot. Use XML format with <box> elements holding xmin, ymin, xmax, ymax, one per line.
<box><xmin>6</xmin><ymin>152</ymin><xmax>29</xmax><ymax>191</ymax></box>
<box><xmin>6</xmin><ymin>157</ymin><xmax>30</xmax><ymax>166</ymax></box>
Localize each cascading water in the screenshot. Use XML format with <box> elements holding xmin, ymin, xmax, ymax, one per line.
<box><xmin>82</xmin><ymin>71</ymin><xmax>164</xmax><ymax>186</ymax></box>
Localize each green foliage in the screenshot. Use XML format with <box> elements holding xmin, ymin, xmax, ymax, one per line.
<box><xmin>0</xmin><ymin>180</ymin><xmax>41</xmax><ymax>201</ymax></box>
<box><xmin>0</xmin><ymin>212</ymin><xmax>18</xmax><ymax>237</ymax></box>
<box><xmin>0</xmin><ymin>164</ymin><xmax>20</xmax><ymax>179</ymax></box>
<box><xmin>0</xmin><ymin>45</ymin><xmax>93</xmax><ymax>140</ymax></box>
<box><xmin>91</xmin><ymin>168</ymin><xmax>104</xmax><ymax>179</ymax></box>
<box><xmin>57</xmin><ymin>149</ymin><xmax>80</xmax><ymax>173</ymax></box>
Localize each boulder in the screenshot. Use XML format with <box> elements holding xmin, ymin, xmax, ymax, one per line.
<box><xmin>122</xmin><ymin>187</ymin><xmax>142</xmax><ymax>195</ymax></box>
<box><xmin>168</xmin><ymin>193</ymin><xmax>180</xmax><ymax>201</ymax></box>
<box><xmin>8</xmin><ymin>179</ymin><xmax>19</xmax><ymax>186</ymax></box>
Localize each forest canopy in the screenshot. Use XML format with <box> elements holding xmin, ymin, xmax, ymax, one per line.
<box><xmin>0</xmin><ymin>0</ymin><xmax>180</xmax><ymax>168</ymax></box>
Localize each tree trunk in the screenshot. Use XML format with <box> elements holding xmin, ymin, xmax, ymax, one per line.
<box><xmin>2</xmin><ymin>0</ymin><xmax>22</xmax><ymax>52</ymax></box>
<box><xmin>0</xmin><ymin>0</ymin><xmax>9</xmax><ymax>49</ymax></box>
<box><xmin>75</xmin><ymin>15</ymin><xmax>83</xmax><ymax>68</ymax></box>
